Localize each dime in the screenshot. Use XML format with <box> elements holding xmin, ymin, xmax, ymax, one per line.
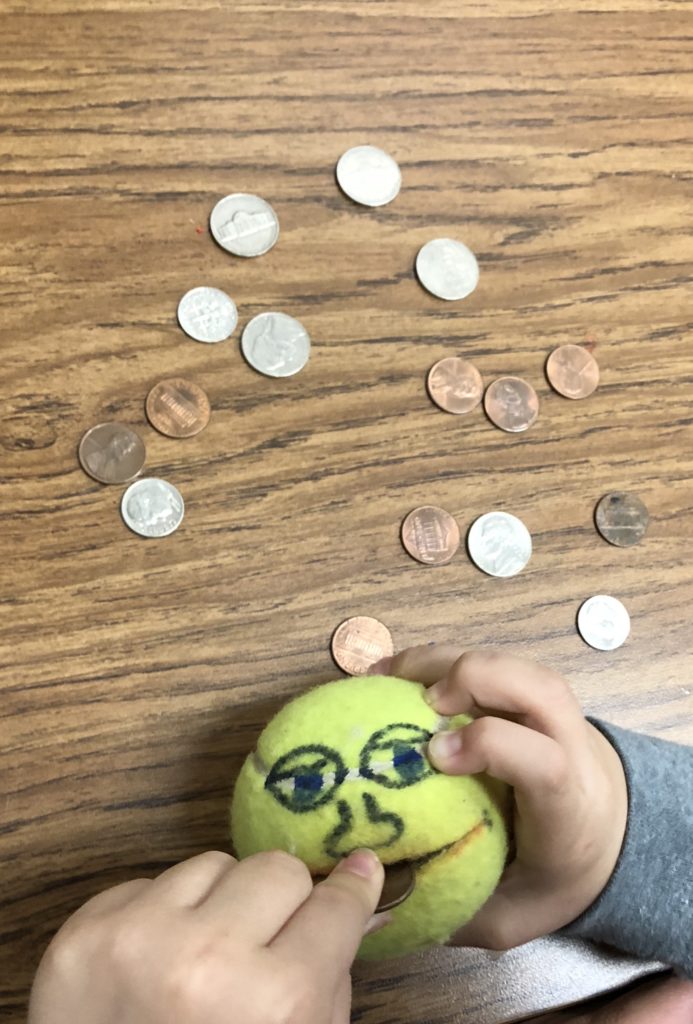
<box><xmin>467</xmin><ymin>511</ymin><xmax>532</xmax><ymax>578</ymax></box>
<box><xmin>177</xmin><ymin>286</ymin><xmax>238</xmax><ymax>343</ymax></box>
<box><xmin>595</xmin><ymin>492</ymin><xmax>649</xmax><ymax>548</ymax></box>
<box><xmin>484</xmin><ymin>377</ymin><xmax>539</xmax><ymax>433</ymax></box>
<box><xmin>120</xmin><ymin>478</ymin><xmax>184</xmax><ymax>538</ymax></box>
<box><xmin>426</xmin><ymin>358</ymin><xmax>483</xmax><ymax>415</ymax></box>
<box><xmin>209</xmin><ymin>193</ymin><xmax>279</xmax><ymax>257</ymax></box>
<box><xmin>546</xmin><ymin>344</ymin><xmax>599</xmax><ymax>399</ymax></box>
<box><xmin>145</xmin><ymin>378</ymin><xmax>211</xmax><ymax>438</ymax></box>
<box><xmin>78</xmin><ymin>423</ymin><xmax>145</xmax><ymax>485</ymax></box>
<box><xmin>241</xmin><ymin>312</ymin><xmax>310</xmax><ymax>378</ymax></box>
<box><xmin>577</xmin><ymin>595</ymin><xmax>630</xmax><ymax>651</ymax></box>
<box><xmin>331</xmin><ymin>616</ymin><xmax>394</xmax><ymax>676</ymax></box>
<box><xmin>335</xmin><ymin>145</ymin><xmax>401</xmax><ymax>207</ymax></box>
<box><xmin>377</xmin><ymin>862</ymin><xmax>416</xmax><ymax>912</ymax></box>
<box><xmin>415</xmin><ymin>238</ymin><xmax>479</xmax><ymax>301</ymax></box>
<box><xmin>401</xmin><ymin>506</ymin><xmax>460</xmax><ymax>565</ymax></box>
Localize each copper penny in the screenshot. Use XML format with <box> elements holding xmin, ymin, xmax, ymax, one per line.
<box><xmin>401</xmin><ymin>505</ymin><xmax>460</xmax><ymax>566</ymax></box>
<box><xmin>377</xmin><ymin>862</ymin><xmax>416</xmax><ymax>912</ymax></box>
<box><xmin>78</xmin><ymin>422</ymin><xmax>146</xmax><ymax>484</ymax></box>
<box><xmin>426</xmin><ymin>357</ymin><xmax>483</xmax><ymax>415</ymax></box>
<box><xmin>546</xmin><ymin>344</ymin><xmax>599</xmax><ymax>399</ymax></box>
<box><xmin>331</xmin><ymin>616</ymin><xmax>394</xmax><ymax>676</ymax></box>
<box><xmin>595</xmin><ymin>492</ymin><xmax>649</xmax><ymax>547</ymax></box>
<box><xmin>484</xmin><ymin>376</ymin><xmax>539</xmax><ymax>433</ymax></box>
<box><xmin>145</xmin><ymin>378</ymin><xmax>211</xmax><ymax>438</ymax></box>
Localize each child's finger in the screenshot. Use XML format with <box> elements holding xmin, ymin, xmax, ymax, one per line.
<box><xmin>371</xmin><ymin>644</ymin><xmax>465</xmax><ymax>685</ymax></box>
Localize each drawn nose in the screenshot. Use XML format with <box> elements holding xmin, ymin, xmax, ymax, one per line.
<box><xmin>324</xmin><ymin>793</ymin><xmax>405</xmax><ymax>860</ymax></box>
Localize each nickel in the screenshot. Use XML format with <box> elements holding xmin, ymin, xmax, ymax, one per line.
<box><xmin>177</xmin><ymin>286</ymin><xmax>238</xmax><ymax>343</ymax></box>
<box><xmin>401</xmin><ymin>505</ymin><xmax>460</xmax><ymax>565</ymax></box>
<box><xmin>467</xmin><ymin>511</ymin><xmax>532</xmax><ymax>578</ymax></box>
<box><xmin>145</xmin><ymin>378</ymin><xmax>211</xmax><ymax>438</ymax></box>
<box><xmin>120</xmin><ymin>478</ymin><xmax>184</xmax><ymax>539</ymax></box>
<box><xmin>209</xmin><ymin>193</ymin><xmax>279</xmax><ymax>257</ymax></box>
<box><xmin>415</xmin><ymin>238</ymin><xmax>479</xmax><ymax>301</ymax></box>
<box><xmin>577</xmin><ymin>595</ymin><xmax>630</xmax><ymax>651</ymax></box>
<box><xmin>427</xmin><ymin>357</ymin><xmax>483</xmax><ymax>415</ymax></box>
<box><xmin>241</xmin><ymin>312</ymin><xmax>310</xmax><ymax>378</ymax></box>
<box><xmin>331</xmin><ymin>616</ymin><xmax>394</xmax><ymax>676</ymax></box>
<box><xmin>78</xmin><ymin>423</ymin><xmax>145</xmax><ymax>485</ymax></box>
<box><xmin>335</xmin><ymin>145</ymin><xmax>401</xmax><ymax>207</ymax></box>
<box><xmin>546</xmin><ymin>344</ymin><xmax>599</xmax><ymax>399</ymax></box>
<box><xmin>595</xmin><ymin>492</ymin><xmax>649</xmax><ymax>548</ymax></box>
<box><xmin>484</xmin><ymin>376</ymin><xmax>539</xmax><ymax>433</ymax></box>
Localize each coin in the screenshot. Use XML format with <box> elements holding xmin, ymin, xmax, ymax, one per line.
<box><xmin>177</xmin><ymin>286</ymin><xmax>238</xmax><ymax>343</ymax></box>
<box><xmin>241</xmin><ymin>312</ymin><xmax>310</xmax><ymax>378</ymax></box>
<box><xmin>78</xmin><ymin>423</ymin><xmax>146</xmax><ymax>485</ymax></box>
<box><xmin>484</xmin><ymin>377</ymin><xmax>539</xmax><ymax>433</ymax></box>
<box><xmin>331</xmin><ymin>616</ymin><xmax>394</xmax><ymax>676</ymax></box>
<box><xmin>145</xmin><ymin>378</ymin><xmax>211</xmax><ymax>438</ymax></box>
<box><xmin>427</xmin><ymin>358</ymin><xmax>483</xmax><ymax>415</ymax></box>
<box><xmin>546</xmin><ymin>344</ymin><xmax>600</xmax><ymax>399</ymax></box>
<box><xmin>377</xmin><ymin>862</ymin><xmax>416</xmax><ymax>912</ymax></box>
<box><xmin>577</xmin><ymin>595</ymin><xmax>630</xmax><ymax>651</ymax></box>
<box><xmin>415</xmin><ymin>238</ymin><xmax>479</xmax><ymax>301</ymax></box>
<box><xmin>120</xmin><ymin>478</ymin><xmax>184</xmax><ymax>538</ymax></box>
<box><xmin>401</xmin><ymin>506</ymin><xmax>460</xmax><ymax>565</ymax></box>
<box><xmin>209</xmin><ymin>193</ymin><xmax>279</xmax><ymax>257</ymax></box>
<box><xmin>467</xmin><ymin>511</ymin><xmax>532</xmax><ymax>578</ymax></box>
<box><xmin>335</xmin><ymin>145</ymin><xmax>401</xmax><ymax>207</ymax></box>
<box><xmin>595</xmin><ymin>492</ymin><xmax>649</xmax><ymax>548</ymax></box>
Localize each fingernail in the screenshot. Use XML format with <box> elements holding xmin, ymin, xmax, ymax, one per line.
<box><xmin>424</xmin><ymin>682</ymin><xmax>444</xmax><ymax>707</ymax></box>
<box><xmin>364</xmin><ymin>911</ymin><xmax>394</xmax><ymax>936</ymax></box>
<box><xmin>368</xmin><ymin>656</ymin><xmax>392</xmax><ymax>675</ymax></box>
<box><xmin>429</xmin><ymin>730</ymin><xmax>463</xmax><ymax>760</ymax></box>
<box><xmin>338</xmin><ymin>848</ymin><xmax>381</xmax><ymax>879</ymax></box>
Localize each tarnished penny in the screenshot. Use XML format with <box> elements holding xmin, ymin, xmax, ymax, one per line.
<box><xmin>377</xmin><ymin>862</ymin><xmax>416</xmax><ymax>911</ymax></box>
<box><xmin>331</xmin><ymin>616</ymin><xmax>394</xmax><ymax>676</ymax></box>
<box><xmin>78</xmin><ymin>422</ymin><xmax>146</xmax><ymax>484</ymax></box>
<box><xmin>484</xmin><ymin>377</ymin><xmax>539</xmax><ymax>433</ymax></box>
<box><xmin>546</xmin><ymin>344</ymin><xmax>600</xmax><ymax>399</ymax></box>
<box><xmin>146</xmin><ymin>378</ymin><xmax>211</xmax><ymax>438</ymax></box>
<box><xmin>427</xmin><ymin>358</ymin><xmax>483</xmax><ymax>415</ymax></box>
<box><xmin>401</xmin><ymin>506</ymin><xmax>460</xmax><ymax>565</ymax></box>
<box><xmin>595</xmin><ymin>492</ymin><xmax>649</xmax><ymax>547</ymax></box>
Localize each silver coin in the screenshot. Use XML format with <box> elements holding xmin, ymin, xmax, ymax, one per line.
<box><xmin>177</xmin><ymin>287</ymin><xmax>238</xmax><ymax>343</ymax></box>
<box><xmin>467</xmin><ymin>511</ymin><xmax>532</xmax><ymax>578</ymax></box>
<box><xmin>120</xmin><ymin>478</ymin><xmax>184</xmax><ymax>538</ymax></box>
<box><xmin>209</xmin><ymin>193</ymin><xmax>279</xmax><ymax>257</ymax></box>
<box><xmin>241</xmin><ymin>312</ymin><xmax>310</xmax><ymax>378</ymax></box>
<box><xmin>577</xmin><ymin>595</ymin><xmax>630</xmax><ymax>651</ymax></box>
<box><xmin>335</xmin><ymin>145</ymin><xmax>401</xmax><ymax>207</ymax></box>
<box><xmin>416</xmin><ymin>238</ymin><xmax>479</xmax><ymax>301</ymax></box>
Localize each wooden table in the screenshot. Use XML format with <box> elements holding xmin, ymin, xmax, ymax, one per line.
<box><xmin>1</xmin><ymin>2</ymin><xmax>691</xmax><ymax>1021</ymax></box>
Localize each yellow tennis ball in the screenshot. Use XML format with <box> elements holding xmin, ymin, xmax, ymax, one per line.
<box><xmin>230</xmin><ymin>675</ymin><xmax>510</xmax><ymax>960</ymax></box>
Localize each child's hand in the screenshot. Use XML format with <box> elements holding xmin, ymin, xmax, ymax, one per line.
<box><xmin>28</xmin><ymin>848</ymin><xmax>388</xmax><ymax>1024</ymax></box>
<box><xmin>372</xmin><ymin>646</ymin><xmax>628</xmax><ymax>950</ymax></box>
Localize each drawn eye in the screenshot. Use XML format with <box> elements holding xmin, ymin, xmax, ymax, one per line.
<box><xmin>265</xmin><ymin>744</ymin><xmax>347</xmax><ymax>813</ymax></box>
<box><xmin>359</xmin><ymin>723</ymin><xmax>434</xmax><ymax>789</ymax></box>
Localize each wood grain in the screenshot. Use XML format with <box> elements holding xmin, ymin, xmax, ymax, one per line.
<box><xmin>1</xmin><ymin>2</ymin><xmax>691</xmax><ymax>1021</ymax></box>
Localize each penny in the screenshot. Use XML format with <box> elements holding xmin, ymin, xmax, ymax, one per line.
<box><xmin>546</xmin><ymin>344</ymin><xmax>600</xmax><ymax>399</ymax></box>
<box><xmin>401</xmin><ymin>506</ymin><xmax>460</xmax><ymax>565</ymax></box>
<box><xmin>577</xmin><ymin>595</ymin><xmax>630</xmax><ymax>651</ymax></box>
<box><xmin>595</xmin><ymin>492</ymin><xmax>649</xmax><ymax>548</ymax></box>
<box><xmin>415</xmin><ymin>238</ymin><xmax>479</xmax><ymax>301</ymax></box>
<box><xmin>484</xmin><ymin>377</ymin><xmax>539</xmax><ymax>433</ymax></box>
<box><xmin>145</xmin><ymin>378</ymin><xmax>211</xmax><ymax>439</ymax></box>
<box><xmin>120</xmin><ymin>478</ymin><xmax>184</xmax><ymax>539</ymax></box>
<box><xmin>427</xmin><ymin>358</ymin><xmax>483</xmax><ymax>415</ymax></box>
<box><xmin>241</xmin><ymin>312</ymin><xmax>310</xmax><ymax>378</ymax></box>
<box><xmin>209</xmin><ymin>193</ymin><xmax>280</xmax><ymax>257</ymax></box>
<box><xmin>331</xmin><ymin>616</ymin><xmax>394</xmax><ymax>676</ymax></box>
<box><xmin>335</xmin><ymin>145</ymin><xmax>401</xmax><ymax>207</ymax></box>
<box><xmin>467</xmin><ymin>511</ymin><xmax>532</xmax><ymax>578</ymax></box>
<box><xmin>177</xmin><ymin>286</ymin><xmax>238</xmax><ymax>344</ymax></box>
<box><xmin>377</xmin><ymin>862</ymin><xmax>416</xmax><ymax>912</ymax></box>
<box><xmin>78</xmin><ymin>423</ymin><xmax>146</xmax><ymax>485</ymax></box>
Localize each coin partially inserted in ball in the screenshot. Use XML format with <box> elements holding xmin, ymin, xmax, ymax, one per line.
<box><xmin>331</xmin><ymin>616</ymin><xmax>394</xmax><ymax>676</ymax></box>
<box><xmin>377</xmin><ymin>862</ymin><xmax>416</xmax><ymax>912</ymax></box>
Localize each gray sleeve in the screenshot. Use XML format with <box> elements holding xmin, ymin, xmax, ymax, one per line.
<box><xmin>559</xmin><ymin>718</ymin><xmax>693</xmax><ymax>978</ymax></box>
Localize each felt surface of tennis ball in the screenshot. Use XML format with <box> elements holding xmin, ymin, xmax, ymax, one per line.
<box><xmin>230</xmin><ymin>675</ymin><xmax>510</xmax><ymax>960</ymax></box>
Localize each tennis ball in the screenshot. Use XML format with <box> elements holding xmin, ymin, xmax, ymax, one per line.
<box><xmin>230</xmin><ymin>675</ymin><xmax>510</xmax><ymax>960</ymax></box>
